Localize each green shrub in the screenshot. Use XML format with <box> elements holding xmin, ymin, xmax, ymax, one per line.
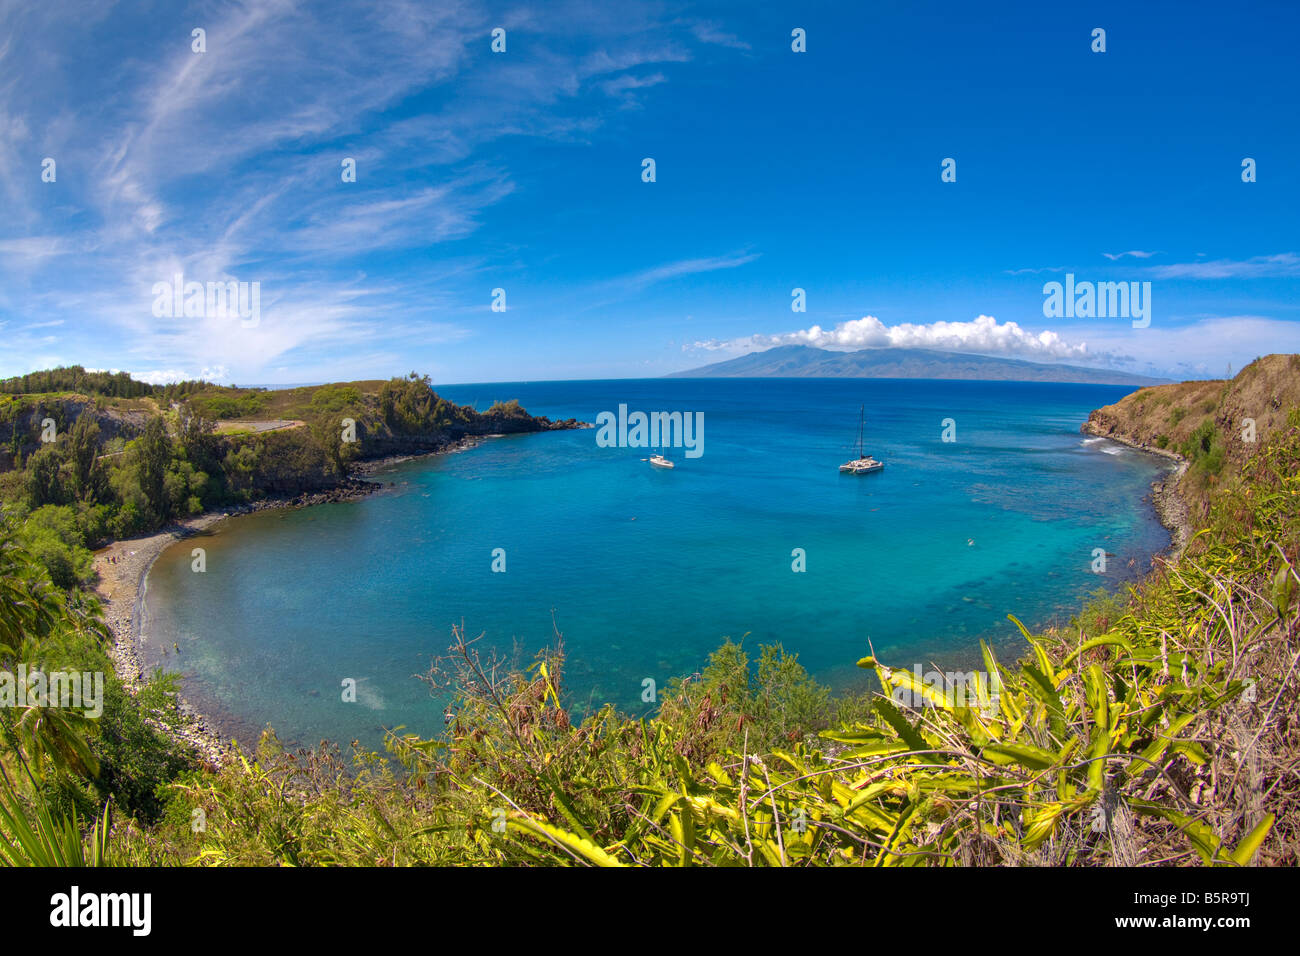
<box><xmin>18</xmin><ymin>505</ymin><xmax>94</xmax><ymax>588</ymax></box>
<box><xmin>308</xmin><ymin>386</ymin><xmax>362</xmax><ymax>416</ymax></box>
<box><xmin>1181</xmin><ymin>419</ymin><xmax>1226</xmax><ymax>476</ymax></box>
<box><xmin>89</xmin><ymin>676</ymin><xmax>195</xmax><ymax>823</ymax></box>
<box><xmin>187</xmin><ymin>392</ymin><xmax>269</xmax><ymax>421</ymax></box>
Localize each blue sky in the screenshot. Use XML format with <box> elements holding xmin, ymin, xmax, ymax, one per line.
<box><xmin>1</xmin><ymin>0</ymin><xmax>1298</xmax><ymax>385</ymax></box>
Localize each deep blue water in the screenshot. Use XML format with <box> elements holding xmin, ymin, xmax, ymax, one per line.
<box><xmin>139</xmin><ymin>378</ymin><xmax>1172</xmax><ymax>750</ymax></box>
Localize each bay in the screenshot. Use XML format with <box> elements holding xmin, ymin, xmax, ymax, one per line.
<box><xmin>139</xmin><ymin>378</ymin><xmax>1171</xmax><ymax>750</ymax></box>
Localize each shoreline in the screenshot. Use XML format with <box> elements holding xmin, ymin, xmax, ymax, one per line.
<box><xmin>348</xmin><ymin>434</ymin><xmax>489</xmax><ymax>475</ymax></box>
<box><xmin>1079</xmin><ymin>421</ymin><xmax>1193</xmax><ymax>557</ymax></box>
<box><xmin>95</xmin><ymin>423</ymin><xmax>1194</xmax><ymax>767</ymax></box>
<box><xmin>92</xmin><ymin>433</ymin><xmax>498</xmax><ymax>765</ymax></box>
<box><xmin>96</xmin><ymin>512</ymin><xmax>235</xmax><ymax>764</ymax></box>
<box><xmin>94</xmin><ymin>482</ymin><xmax>385</xmax><ymax>765</ymax></box>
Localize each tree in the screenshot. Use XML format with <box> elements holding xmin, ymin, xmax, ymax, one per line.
<box><xmin>379</xmin><ymin>372</ymin><xmax>438</xmax><ymax>433</ymax></box>
<box><xmin>24</xmin><ymin>445</ymin><xmax>65</xmax><ymax>509</ymax></box>
<box><xmin>136</xmin><ymin>417</ymin><xmax>173</xmax><ymax>523</ymax></box>
<box><xmin>66</xmin><ymin>415</ymin><xmax>103</xmax><ymax>503</ymax></box>
<box><xmin>177</xmin><ymin>413</ymin><xmax>220</xmax><ymax>474</ymax></box>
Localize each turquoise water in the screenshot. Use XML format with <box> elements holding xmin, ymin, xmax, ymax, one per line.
<box><xmin>140</xmin><ymin>378</ymin><xmax>1172</xmax><ymax>750</ymax></box>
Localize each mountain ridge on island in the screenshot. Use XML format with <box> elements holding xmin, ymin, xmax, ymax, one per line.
<box><xmin>669</xmin><ymin>345</ymin><xmax>1168</xmax><ymax>386</ymax></box>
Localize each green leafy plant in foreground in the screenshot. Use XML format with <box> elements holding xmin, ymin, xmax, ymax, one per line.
<box><xmin>3</xmin><ymin>414</ymin><xmax>1296</xmax><ymax>868</ymax></box>
<box><xmin>0</xmin><ymin>769</ymin><xmax>113</xmax><ymax>866</ymax></box>
<box><xmin>430</xmin><ymin>421</ymin><xmax>1297</xmax><ymax>866</ymax></box>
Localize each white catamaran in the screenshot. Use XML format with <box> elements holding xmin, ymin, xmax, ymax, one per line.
<box><xmin>840</xmin><ymin>405</ymin><xmax>884</xmax><ymax>475</ymax></box>
<box><xmin>649</xmin><ymin>452</ymin><xmax>674</xmax><ymax>469</ymax></box>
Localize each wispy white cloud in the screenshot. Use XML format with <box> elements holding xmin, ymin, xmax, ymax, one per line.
<box><xmin>1004</xmin><ymin>266</ymin><xmax>1065</xmax><ymax>275</ymax></box>
<box><xmin>622</xmin><ymin>253</ymin><xmax>760</xmax><ymax>290</ymax></box>
<box><xmin>687</xmin><ymin>21</ymin><xmax>751</xmax><ymax>50</ymax></box>
<box><xmin>1102</xmin><ymin>250</ymin><xmax>1158</xmax><ymax>260</ymax></box>
<box><xmin>1148</xmin><ymin>253</ymin><xmax>1300</xmax><ymax>279</ymax></box>
<box><xmin>282</xmin><ymin>174</ymin><xmax>516</xmax><ymax>256</ymax></box>
<box><xmin>0</xmin><ymin>236</ymin><xmax>71</xmax><ymax>264</ymax></box>
<box><xmin>600</xmin><ymin>71</ymin><xmax>668</xmax><ymax>105</ymax></box>
<box><xmin>0</xmin><ymin>0</ymin><xmax>731</xmax><ymax>381</ymax></box>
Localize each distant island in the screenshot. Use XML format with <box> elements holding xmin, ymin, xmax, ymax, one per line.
<box><xmin>671</xmin><ymin>345</ymin><xmax>1167</xmax><ymax>386</ymax></box>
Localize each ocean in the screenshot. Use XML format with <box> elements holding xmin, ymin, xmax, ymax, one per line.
<box><xmin>138</xmin><ymin>378</ymin><xmax>1173</xmax><ymax>750</ymax></box>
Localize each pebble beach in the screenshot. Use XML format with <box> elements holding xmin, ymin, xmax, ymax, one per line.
<box><xmin>92</xmin><ymin>482</ymin><xmax>383</xmax><ymax>766</ymax></box>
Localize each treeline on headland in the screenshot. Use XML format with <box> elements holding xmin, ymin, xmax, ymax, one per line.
<box><xmin>0</xmin><ymin>368</ymin><xmax>578</xmax><ymax>588</ymax></box>
<box><xmin>0</xmin><ymin>357</ymin><xmax>1296</xmax><ymax>867</ymax></box>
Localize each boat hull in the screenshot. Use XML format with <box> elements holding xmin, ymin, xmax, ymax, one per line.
<box><xmin>839</xmin><ymin>460</ymin><xmax>884</xmax><ymax>474</ymax></box>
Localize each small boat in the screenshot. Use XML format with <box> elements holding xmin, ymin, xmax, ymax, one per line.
<box><xmin>649</xmin><ymin>453</ymin><xmax>674</xmax><ymax>469</ymax></box>
<box><xmin>840</xmin><ymin>405</ymin><xmax>884</xmax><ymax>474</ymax></box>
